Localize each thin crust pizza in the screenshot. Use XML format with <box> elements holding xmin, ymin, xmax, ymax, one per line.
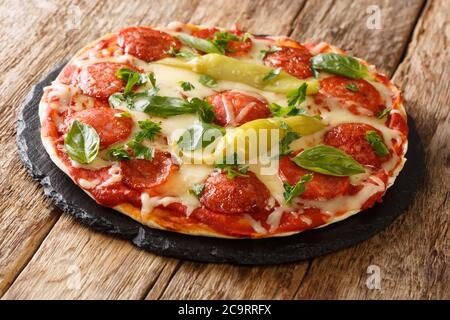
<box><xmin>39</xmin><ymin>22</ymin><xmax>408</xmax><ymax>238</ymax></box>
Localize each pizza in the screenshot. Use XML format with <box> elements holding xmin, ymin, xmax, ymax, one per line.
<box><xmin>39</xmin><ymin>22</ymin><xmax>408</xmax><ymax>238</ymax></box>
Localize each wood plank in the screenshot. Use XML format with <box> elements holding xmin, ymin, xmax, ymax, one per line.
<box><xmin>290</xmin><ymin>0</ymin><xmax>425</xmax><ymax>75</ymax></box>
<box><xmin>294</xmin><ymin>0</ymin><xmax>450</xmax><ymax>299</ymax></box>
<box><xmin>2</xmin><ymin>0</ymin><xmax>306</xmax><ymax>299</ymax></box>
<box><xmin>150</xmin><ymin>0</ymin><xmax>426</xmax><ymax>300</ymax></box>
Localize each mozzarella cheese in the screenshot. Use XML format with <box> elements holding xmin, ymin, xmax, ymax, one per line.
<box><xmin>41</xmin><ymin>23</ymin><xmax>408</xmax><ymax>237</ymax></box>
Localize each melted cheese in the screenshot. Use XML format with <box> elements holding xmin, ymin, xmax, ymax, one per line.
<box><xmin>43</xmin><ymin>23</ymin><xmax>408</xmax><ymax>236</ymax></box>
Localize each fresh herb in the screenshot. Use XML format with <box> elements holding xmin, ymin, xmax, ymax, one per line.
<box><xmin>311</xmin><ymin>53</ymin><xmax>370</xmax><ymax>79</ymax></box>
<box><xmin>64</xmin><ymin>120</ymin><xmax>100</xmax><ymax>164</ymax></box>
<box><xmin>269</xmin><ymin>103</ymin><xmax>301</xmax><ymax>117</ymax></box>
<box><xmin>108</xmin><ymin>145</ymin><xmax>131</xmax><ymax>161</ymax></box>
<box><xmin>177</xmin><ymin>122</ymin><xmax>225</xmax><ymax>151</ymax></box>
<box><xmin>176</xmin><ymin>33</ymin><xmax>222</xmax><ymax>54</ymax></box>
<box><xmin>242</xmin><ymin>32</ymin><xmax>251</xmax><ymax>42</ymax></box>
<box><xmin>198</xmin><ymin>74</ymin><xmax>218</xmax><ymax>88</ymax></box>
<box><xmin>365</xmin><ymin>131</ymin><xmax>389</xmax><ymax>157</ymax></box>
<box><xmin>114</xmin><ymin>111</ymin><xmax>131</xmax><ymax>118</ymax></box>
<box><xmin>291</xmin><ymin>145</ymin><xmax>365</xmax><ymax>176</ymax></box>
<box><xmin>280</xmin><ymin>131</ymin><xmax>301</xmax><ymax>156</ymax></box>
<box><xmin>115</xmin><ymin>68</ymin><xmax>150</xmax><ymax>95</ymax></box>
<box><xmin>260</xmin><ymin>45</ymin><xmax>281</xmax><ymax>59</ymax></box>
<box><xmin>283</xmin><ymin>173</ymin><xmax>313</xmax><ymax>204</ymax></box>
<box><xmin>133</xmin><ymin>120</ymin><xmax>161</xmax><ymax>142</ymax></box>
<box><xmin>345</xmin><ymin>83</ymin><xmax>359</xmax><ymax>92</ymax></box>
<box><xmin>179</xmin><ymin>81</ymin><xmax>195</xmax><ymax>91</ymax></box>
<box><xmin>126</xmin><ymin>140</ymin><xmax>154</xmax><ymax>160</ymax></box>
<box><xmin>215</xmin><ymin>154</ymin><xmax>249</xmax><ymax>179</ymax></box>
<box><xmin>287</xmin><ymin>83</ymin><xmax>308</xmax><ymax>107</ymax></box>
<box><xmin>166</xmin><ymin>47</ymin><xmax>197</xmax><ymax>59</ymax></box>
<box><xmin>190</xmin><ymin>183</ymin><xmax>205</xmax><ymax>198</ymax></box>
<box><xmin>377</xmin><ymin>108</ymin><xmax>391</xmax><ymax>119</ymax></box>
<box><xmin>211</xmin><ymin>31</ymin><xmax>240</xmax><ymax>54</ymax></box>
<box><xmin>114</xmin><ymin>91</ymin><xmax>215</xmax><ymax>123</ymax></box>
<box><xmin>263</xmin><ymin>67</ymin><xmax>282</xmax><ymax>82</ymax></box>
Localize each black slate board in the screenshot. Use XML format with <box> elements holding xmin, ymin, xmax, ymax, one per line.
<box><xmin>16</xmin><ymin>63</ymin><xmax>425</xmax><ymax>265</ymax></box>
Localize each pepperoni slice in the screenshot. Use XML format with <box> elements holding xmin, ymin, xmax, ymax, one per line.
<box><xmin>58</xmin><ymin>63</ymin><xmax>79</xmax><ymax>85</ymax></box>
<box><xmin>64</xmin><ymin>108</ymin><xmax>133</xmax><ymax>149</ymax></box>
<box><xmin>191</xmin><ymin>27</ymin><xmax>252</xmax><ymax>56</ymax></box>
<box><xmin>207</xmin><ymin>91</ymin><xmax>271</xmax><ymax>126</ymax></box>
<box><xmin>279</xmin><ymin>156</ymin><xmax>350</xmax><ymax>200</ymax></box>
<box><xmin>263</xmin><ymin>45</ymin><xmax>313</xmax><ymax>79</ymax></box>
<box><xmin>120</xmin><ymin>151</ymin><xmax>178</xmax><ymax>191</ymax></box>
<box><xmin>324</xmin><ymin>123</ymin><xmax>390</xmax><ymax>168</ymax></box>
<box><xmin>388</xmin><ymin>112</ymin><xmax>409</xmax><ymax>136</ymax></box>
<box><xmin>200</xmin><ymin>171</ymin><xmax>270</xmax><ymax>214</ymax></box>
<box><xmin>117</xmin><ymin>26</ymin><xmax>181</xmax><ymax>62</ymax></box>
<box><xmin>317</xmin><ymin>76</ymin><xmax>384</xmax><ymax>116</ymax></box>
<box><xmin>76</xmin><ymin>62</ymin><xmax>131</xmax><ymax>99</ymax></box>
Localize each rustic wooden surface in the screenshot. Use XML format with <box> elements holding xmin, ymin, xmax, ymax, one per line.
<box><xmin>0</xmin><ymin>0</ymin><xmax>448</xmax><ymax>300</ymax></box>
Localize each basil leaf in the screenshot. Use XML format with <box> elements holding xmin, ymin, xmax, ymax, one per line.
<box><xmin>283</xmin><ymin>173</ymin><xmax>313</xmax><ymax>204</ymax></box>
<box><xmin>291</xmin><ymin>145</ymin><xmax>365</xmax><ymax>176</ymax></box>
<box><xmin>176</xmin><ymin>34</ymin><xmax>222</xmax><ymax>54</ymax></box>
<box><xmin>263</xmin><ymin>68</ymin><xmax>282</xmax><ymax>82</ymax></box>
<box><xmin>345</xmin><ymin>83</ymin><xmax>359</xmax><ymax>92</ymax></box>
<box><xmin>366</xmin><ymin>131</ymin><xmax>389</xmax><ymax>156</ymax></box>
<box><xmin>119</xmin><ymin>90</ymin><xmax>214</xmax><ymax>123</ymax></box>
<box><xmin>108</xmin><ymin>145</ymin><xmax>131</xmax><ymax>160</ymax></box>
<box><xmin>179</xmin><ymin>81</ymin><xmax>195</xmax><ymax>91</ymax></box>
<box><xmin>166</xmin><ymin>47</ymin><xmax>197</xmax><ymax>60</ymax></box>
<box><xmin>64</xmin><ymin>120</ymin><xmax>100</xmax><ymax>164</ymax></box>
<box><xmin>177</xmin><ymin>122</ymin><xmax>224</xmax><ymax>151</ymax></box>
<box><xmin>311</xmin><ymin>53</ymin><xmax>370</xmax><ymax>79</ymax></box>
<box><xmin>127</xmin><ymin>140</ymin><xmax>154</xmax><ymax>160</ymax></box>
<box><xmin>190</xmin><ymin>183</ymin><xmax>205</xmax><ymax>198</ymax></box>
<box><xmin>287</xmin><ymin>83</ymin><xmax>308</xmax><ymax>106</ymax></box>
<box><xmin>198</xmin><ymin>74</ymin><xmax>218</xmax><ymax>88</ymax></box>
<box><xmin>377</xmin><ymin>108</ymin><xmax>391</xmax><ymax>119</ymax></box>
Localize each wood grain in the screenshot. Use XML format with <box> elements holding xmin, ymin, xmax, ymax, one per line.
<box><xmin>1</xmin><ymin>0</ymin><xmax>307</xmax><ymax>299</ymax></box>
<box><xmin>153</xmin><ymin>0</ymin><xmax>428</xmax><ymax>300</ymax></box>
<box><xmin>294</xmin><ymin>0</ymin><xmax>450</xmax><ymax>299</ymax></box>
<box><xmin>0</xmin><ymin>0</ymin><xmax>447</xmax><ymax>300</ymax></box>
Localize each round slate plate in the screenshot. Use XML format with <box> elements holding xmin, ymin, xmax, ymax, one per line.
<box><xmin>16</xmin><ymin>63</ymin><xmax>425</xmax><ymax>265</ymax></box>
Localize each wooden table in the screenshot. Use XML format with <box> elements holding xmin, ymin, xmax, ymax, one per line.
<box><xmin>0</xmin><ymin>0</ymin><xmax>448</xmax><ymax>300</ymax></box>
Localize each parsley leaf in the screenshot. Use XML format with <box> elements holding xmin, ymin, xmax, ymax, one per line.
<box><xmin>166</xmin><ymin>47</ymin><xmax>197</xmax><ymax>59</ymax></box>
<box><xmin>179</xmin><ymin>81</ymin><xmax>195</xmax><ymax>91</ymax></box>
<box><xmin>260</xmin><ymin>45</ymin><xmax>281</xmax><ymax>59</ymax></box>
<box><xmin>114</xmin><ymin>111</ymin><xmax>131</xmax><ymax>118</ymax></box>
<box><xmin>263</xmin><ymin>68</ymin><xmax>282</xmax><ymax>82</ymax></box>
<box><xmin>108</xmin><ymin>145</ymin><xmax>131</xmax><ymax>161</ymax></box>
<box><xmin>287</xmin><ymin>83</ymin><xmax>308</xmax><ymax>107</ymax></box>
<box><xmin>345</xmin><ymin>83</ymin><xmax>359</xmax><ymax>92</ymax></box>
<box><xmin>365</xmin><ymin>131</ymin><xmax>389</xmax><ymax>157</ymax></box>
<box><xmin>280</xmin><ymin>131</ymin><xmax>301</xmax><ymax>156</ymax></box>
<box><xmin>269</xmin><ymin>103</ymin><xmax>305</xmax><ymax>117</ymax></box>
<box><xmin>198</xmin><ymin>74</ymin><xmax>218</xmax><ymax>88</ymax></box>
<box><xmin>127</xmin><ymin>140</ymin><xmax>154</xmax><ymax>160</ymax></box>
<box><xmin>133</xmin><ymin>120</ymin><xmax>161</xmax><ymax>142</ymax></box>
<box><xmin>215</xmin><ymin>154</ymin><xmax>249</xmax><ymax>179</ymax></box>
<box><xmin>211</xmin><ymin>31</ymin><xmax>240</xmax><ymax>54</ymax></box>
<box><xmin>190</xmin><ymin>183</ymin><xmax>205</xmax><ymax>198</ymax></box>
<box><xmin>116</xmin><ymin>68</ymin><xmax>150</xmax><ymax>95</ymax></box>
<box><xmin>283</xmin><ymin>173</ymin><xmax>313</xmax><ymax>204</ymax></box>
<box><xmin>377</xmin><ymin>108</ymin><xmax>391</xmax><ymax>119</ymax></box>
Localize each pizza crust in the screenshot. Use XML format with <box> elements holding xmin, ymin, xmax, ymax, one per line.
<box><xmin>38</xmin><ymin>23</ymin><xmax>409</xmax><ymax>239</ymax></box>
